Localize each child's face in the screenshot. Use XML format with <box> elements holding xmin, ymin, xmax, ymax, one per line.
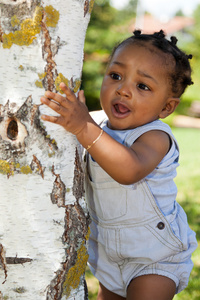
<box><xmin>100</xmin><ymin>43</ymin><xmax>175</xmax><ymax>130</ymax></box>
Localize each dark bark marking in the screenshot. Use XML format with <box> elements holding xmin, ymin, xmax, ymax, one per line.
<box><xmin>6</xmin><ymin>257</ymin><xmax>32</xmax><ymax>264</ymax></box>
<box><xmin>41</xmin><ymin>10</ymin><xmax>58</xmax><ymax>92</ymax></box>
<box><xmin>30</xmin><ymin>154</ymin><xmax>45</xmax><ymax>178</ymax></box>
<box><xmin>51</xmin><ymin>165</ymin><xmax>66</xmax><ymax>207</ymax></box>
<box><xmin>0</xmin><ymin>96</ymin><xmax>58</xmax><ymax>162</ymax></box>
<box><xmin>84</xmin><ymin>0</ymin><xmax>89</xmax><ymax>17</ymax></box>
<box><xmin>72</xmin><ymin>148</ymin><xmax>85</xmax><ymax>201</ymax></box>
<box><xmin>0</xmin><ymin>244</ymin><xmax>7</xmax><ymax>284</ymax></box>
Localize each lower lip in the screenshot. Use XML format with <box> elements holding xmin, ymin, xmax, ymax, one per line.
<box><xmin>111</xmin><ymin>105</ymin><xmax>131</xmax><ymax>119</ymax></box>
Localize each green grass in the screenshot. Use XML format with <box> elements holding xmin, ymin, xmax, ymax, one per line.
<box><xmin>85</xmin><ymin>127</ymin><xmax>200</xmax><ymax>300</ymax></box>
<box><xmin>86</xmin><ymin>266</ymin><xmax>99</xmax><ymax>300</ymax></box>
<box><xmin>173</xmin><ymin>127</ymin><xmax>200</xmax><ymax>300</ymax></box>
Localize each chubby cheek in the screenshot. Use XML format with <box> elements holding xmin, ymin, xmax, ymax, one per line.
<box><xmin>100</xmin><ymin>86</ymin><xmax>109</xmax><ymax>111</ymax></box>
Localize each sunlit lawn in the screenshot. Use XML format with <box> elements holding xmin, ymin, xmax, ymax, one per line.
<box><xmin>85</xmin><ymin>127</ymin><xmax>200</xmax><ymax>300</ymax></box>
<box><xmin>173</xmin><ymin>127</ymin><xmax>200</xmax><ymax>300</ymax></box>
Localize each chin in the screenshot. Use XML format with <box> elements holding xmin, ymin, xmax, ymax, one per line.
<box><xmin>108</xmin><ymin>122</ymin><xmax>127</xmax><ymax>131</ymax></box>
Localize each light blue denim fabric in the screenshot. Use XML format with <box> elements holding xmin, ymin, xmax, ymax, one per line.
<box><xmin>85</xmin><ymin>113</ymin><xmax>197</xmax><ymax>297</ymax></box>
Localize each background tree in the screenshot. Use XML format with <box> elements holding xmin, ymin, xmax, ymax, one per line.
<box><xmin>174</xmin><ymin>4</ymin><xmax>200</xmax><ymax>113</ymax></box>
<box><xmin>0</xmin><ymin>0</ymin><xmax>93</xmax><ymax>299</ymax></box>
<box><xmin>185</xmin><ymin>5</ymin><xmax>200</xmax><ymax>60</ymax></box>
<box><xmin>82</xmin><ymin>0</ymin><xmax>137</xmax><ymax>110</ymax></box>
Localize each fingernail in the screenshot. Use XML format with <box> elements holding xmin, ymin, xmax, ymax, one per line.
<box><xmin>60</xmin><ymin>82</ymin><xmax>66</xmax><ymax>88</ymax></box>
<box><xmin>41</xmin><ymin>115</ymin><xmax>46</xmax><ymax>120</ymax></box>
<box><xmin>44</xmin><ymin>91</ymin><xmax>50</xmax><ymax>97</ymax></box>
<box><xmin>40</xmin><ymin>97</ymin><xmax>46</xmax><ymax>104</ymax></box>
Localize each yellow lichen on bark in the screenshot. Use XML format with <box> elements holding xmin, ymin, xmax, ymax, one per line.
<box><xmin>11</xmin><ymin>15</ymin><xmax>20</xmax><ymax>27</ymax></box>
<box><xmin>0</xmin><ymin>160</ymin><xmax>33</xmax><ymax>176</ymax></box>
<box><xmin>62</xmin><ymin>242</ymin><xmax>89</xmax><ymax>297</ymax></box>
<box><xmin>35</xmin><ymin>72</ymin><xmax>47</xmax><ymax>88</ymax></box>
<box><xmin>89</xmin><ymin>0</ymin><xmax>95</xmax><ymax>13</ymax></box>
<box><xmin>19</xmin><ymin>65</ymin><xmax>24</xmax><ymax>71</ymax></box>
<box><xmin>35</xmin><ymin>80</ymin><xmax>43</xmax><ymax>88</ymax></box>
<box><xmin>73</xmin><ymin>79</ymin><xmax>82</xmax><ymax>93</ymax></box>
<box><xmin>2</xmin><ymin>5</ymin><xmax>59</xmax><ymax>49</ymax></box>
<box><xmin>55</xmin><ymin>73</ymin><xmax>81</xmax><ymax>93</ymax></box>
<box><xmin>38</xmin><ymin>72</ymin><xmax>47</xmax><ymax>80</ymax></box>
<box><xmin>44</xmin><ymin>5</ymin><xmax>60</xmax><ymax>28</ymax></box>
<box><xmin>62</xmin><ymin>228</ymin><xmax>90</xmax><ymax>297</ymax></box>
<box><xmin>3</xmin><ymin>6</ymin><xmax>43</xmax><ymax>49</ymax></box>
<box><xmin>0</xmin><ymin>160</ymin><xmax>13</xmax><ymax>176</ymax></box>
<box><xmin>20</xmin><ymin>165</ymin><xmax>32</xmax><ymax>175</ymax></box>
<box><xmin>55</xmin><ymin>73</ymin><xmax>70</xmax><ymax>93</ymax></box>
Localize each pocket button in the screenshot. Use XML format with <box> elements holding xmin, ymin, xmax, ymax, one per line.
<box><xmin>157</xmin><ymin>222</ymin><xmax>165</xmax><ymax>230</ymax></box>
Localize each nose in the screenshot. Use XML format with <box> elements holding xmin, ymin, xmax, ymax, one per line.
<box><xmin>116</xmin><ymin>81</ymin><xmax>132</xmax><ymax>98</ymax></box>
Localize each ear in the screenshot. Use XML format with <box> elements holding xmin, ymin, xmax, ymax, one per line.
<box><xmin>159</xmin><ymin>97</ymin><xmax>180</xmax><ymax>119</ymax></box>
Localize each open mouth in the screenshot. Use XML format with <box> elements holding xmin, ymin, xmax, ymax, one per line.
<box><xmin>113</xmin><ymin>103</ymin><xmax>130</xmax><ymax>116</ymax></box>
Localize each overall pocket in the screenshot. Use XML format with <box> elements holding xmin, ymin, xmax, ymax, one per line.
<box><xmin>119</xmin><ymin>216</ymin><xmax>184</xmax><ymax>263</ymax></box>
<box><xmin>165</xmin><ymin>203</ymin><xmax>191</xmax><ymax>250</ymax></box>
<box><xmin>86</xmin><ymin>178</ymin><xmax>128</xmax><ymax>221</ymax></box>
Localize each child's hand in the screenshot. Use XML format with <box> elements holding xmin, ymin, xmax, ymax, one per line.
<box><xmin>40</xmin><ymin>82</ymin><xmax>92</xmax><ymax>136</ymax></box>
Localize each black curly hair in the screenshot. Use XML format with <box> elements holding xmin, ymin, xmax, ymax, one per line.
<box><xmin>110</xmin><ymin>30</ymin><xmax>193</xmax><ymax>98</ymax></box>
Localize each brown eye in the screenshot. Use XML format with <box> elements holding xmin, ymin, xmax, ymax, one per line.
<box><xmin>110</xmin><ymin>73</ymin><xmax>121</xmax><ymax>80</ymax></box>
<box><xmin>137</xmin><ymin>83</ymin><xmax>150</xmax><ymax>91</ymax></box>
<box><xmin>7</xmin><ymin>119</ymin><xmax>18</xmax><ymax>140</ymax></box>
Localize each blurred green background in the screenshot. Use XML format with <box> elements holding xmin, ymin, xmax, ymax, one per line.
<box><xmin>83</xmin><ymin>1</ymin><xmax>200</xmax><ymax>299</ymax></box>
<box><xmin>82</xmin><ymin>0</ymin><xmax>200</xmax><ymax>114</ymax></box>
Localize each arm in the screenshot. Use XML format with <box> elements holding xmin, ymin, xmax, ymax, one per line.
<box><xmin>40</xmin><ymin>83</ymin><xmax>170</xmax><ymax>185</ymax></box>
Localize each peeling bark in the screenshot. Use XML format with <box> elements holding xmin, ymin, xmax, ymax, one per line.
<box><xmin>0</xmin><ymin>0</ymin><xmax>93</xmax><ymax>299</ymax></box>
<box><xmin>46</xmin><ymin>201</ymin><xmax>90</xmax><ymax>300</ymax></box>
<box><xmin>31</xmin><ymin>155</ymin><xmax>45</xmax><ymax>178</ymax></box>
<box><xmin>46</xmin><ymin>160</ymin><xmax>90</xmax><ymax>299</ymax></box>
<box><xmin>84</xmin><ymin>0</ymin><xmax>90</xmax><ymax>17</ymax></box>
<box><xmin>73</xmin><ymin>148</ymin><xmax>85</xmax><ymax>201</ymax></box>
<box><xmin>51</xmin><ymin>165</ymin><xmax>66</xmax><ymax>207</ymax></box>
<box><xmin>0</xmin><ymin>244</ymin><xmax>7</xmax><ymax>284</ymax></box>
<box><xmin>41</xmin><ymin>9</ymin><xmax>58</xmax><ymax>92</ymax></box>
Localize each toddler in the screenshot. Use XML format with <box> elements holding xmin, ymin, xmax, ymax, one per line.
<box><xmin>40</xmin><ymin>30</ymin><xmax>197</xmax><ymax>300</ymax></box>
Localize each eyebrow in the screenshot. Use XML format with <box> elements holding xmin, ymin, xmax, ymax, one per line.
<box><xmin>111</xmin><ymin>61</ymin><xmax>126</xmax><ymax>67</ymax></box>
<box><xmin>111</xmin><ymin>61</ymin><xmax>158</xmax><ymax>84</ymax></box>
<box><xmin>137</xmin><ymin>70</ymin><xmax>158</xmax><ymax>84</ymax></box>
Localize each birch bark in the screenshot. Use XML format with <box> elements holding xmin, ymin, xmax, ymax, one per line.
<box><xmin>0</xmin><ymin>0</ymin><xmax>93</xmax><ymax>299</ymax></box>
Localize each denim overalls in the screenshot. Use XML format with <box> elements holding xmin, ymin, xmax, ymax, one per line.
<box><xmin>85</xmin><ymin>112</ymin><xmax>197</xmax><ymax>297</ymax></box>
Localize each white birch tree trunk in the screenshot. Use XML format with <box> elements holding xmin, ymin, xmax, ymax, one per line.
<box><xmin>0</xmin><ymin>0</ymin><xmax>94</xmax><ymax>299</ymax></box>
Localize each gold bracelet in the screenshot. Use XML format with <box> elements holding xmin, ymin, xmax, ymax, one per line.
<box><xmin>86</xmin><ymin>129</ymin><xmax>104</xmax><ymax>151</ymax></box>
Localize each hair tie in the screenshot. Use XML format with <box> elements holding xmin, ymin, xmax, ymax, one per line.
<box><xmin>154</xmin><ymin>30</ymin><xmax>165</xmax><ymax>39</ymax></box>
<box><xmin>187</xmin><ymin>54</ymin><xmax>193</xmax><ymax>60</ymax></box>
<box><xmin>170</xmin><ymin>36</ymin><xmax>178</xmax><ymax>46</ymax></box>
<box><xmin>133</xmin><ymin>30</ymin><xmax>141</xmax><ymax>37</ymax></box>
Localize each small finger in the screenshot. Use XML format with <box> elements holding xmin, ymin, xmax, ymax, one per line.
<box><xmin>40</xmin><ymin>96</ymin><xmax>64</xmax><ymax>115</ymax></box>
<box><xmin>60</xmin><ymin>82</ymin><xmax>77</xmax><ymax>102</ymax></box>
<box><xmin>43</xmin><ymin>91</ymin><xmax>67</xmax><ymax>107</ymax></box>
<box><xmin>41</xmin><ymin>114</ymin><xmax>60</xmax><ymax>124</ymax></box>
<box><xmin>78</xmin><ymin>90</ymin><xmax>86</xmax><ymax>104</ymax></box>
<box><xmin>40</xmin><ymin>96</ymin><xmax>55</xmax><ymax>107</ymax></box>
<box><xmin>44</xmin><ymin>91</ymin><xmax>57</xmax><ymax>101</ymax></box>
<box><xmin>40</xmin><ymin>96</ymin><xmax>50</xmax><ymax>105</ymax></box>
